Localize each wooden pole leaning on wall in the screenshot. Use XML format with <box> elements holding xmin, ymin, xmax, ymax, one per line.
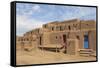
<box><xmin>56</xmin><ymin>44</ymin><xmax>57</xmax><ymax>53</ymax></box>
<box><xmin>42</xmin><ymin>44</ymin><xmax>44</xmax><ymax>54</ymax></box>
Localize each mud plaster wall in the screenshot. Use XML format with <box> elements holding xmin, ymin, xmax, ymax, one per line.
<box><xmin>88</xmin><ymin>31</ymin><xmax>96</xmax><ymax>51</ymax></box>
<box><xmin>48</xmin><ymin>32</ymin><xmax>68</xmax><ymax>44</ymax></box>
<box><xmin>81</xmin><ymin>21</ymin><xmax>96</xmax><ymax>30</ymax></box>
<box><xmin>67</xmin><ymin>40</ymin><xmax>75</xmax><ymax>55</ymax></box>
<box><xmin>16</xmin><ymin>19</ymin><xmax>96</xmax><ymax>53</ymax></box>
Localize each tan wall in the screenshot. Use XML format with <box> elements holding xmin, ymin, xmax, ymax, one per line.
<box><xmin>45</xmin><ymin>21</ymin><xmax>80</xmax><ymax>31</ymax></box>
<box><xmin>16</xmin><ymin>19</ymin><xmax>96</xmax><ymax>54</ymax></box>
<box><xmin>81</xmin><ymin>21</ymin><xmax>96</xmax><ymax>30</ymax></box>
<box><xmin>16</xmin><ymin>42</ymin><xmax>22</xmax><ymax>50</ymax></box>
<box><xmin>78</xmin><ymin>32</ymin><xmax>84</xmax><ymax>49</ymax></box>
<box><xmin>67</xmin><ymin>39</ymin><xmax>79</xmax><ymax>55</ymax></box>
<box><xmin>49</xmin><ymin>32</ymin><xmax>67</xmax><ymax>44</ymax></box>
<box><xmin>42</xmin><ymin>32</ymin><xmax>51</xmax><ymax>45</ymax></box>
<box><xmin>88</xmin><ymin>30</ymin><xmax>96</xmax><ymax>51</ymax></box>
<box><xmin>67</xmin><ymin>40</ymin><xmax>75</xmax><ymax>55</ymax></box>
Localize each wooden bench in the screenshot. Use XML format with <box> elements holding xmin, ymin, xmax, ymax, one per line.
<box><xmin>78</xmin><ymin>49</ymin><xmax>94</xmax><ymax>56</ymax></box>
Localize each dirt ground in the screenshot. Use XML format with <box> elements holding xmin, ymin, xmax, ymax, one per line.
<box><xmin>16</xmin><ymin>47</ymin><xmax>96</xmax><ymax>65</ymax></box>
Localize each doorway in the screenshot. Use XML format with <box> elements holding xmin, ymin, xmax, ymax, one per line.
<box><xmin>63</xmin><ymin>34</ymin><xmax>66</xmax><ymax>43</ymax></box>
<box><xmin>84</xmin><ymin>34</ymin><xmax>89</xmax><ymax>49</ymax></box>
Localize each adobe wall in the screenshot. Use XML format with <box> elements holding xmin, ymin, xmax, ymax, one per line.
<box><xmin>88</xmin><ymin>30</ymin><xmax>96</xmax><ymax>51</ymax></box>
<box><xmin>81</xmin><ymin>20</ymin><xmax>96</xmax><ymax>30</ymax></box>
<box><xmin>16</xmin><ymin>19</ymin><xmax>96</xmax><ymax>55</ymax></box>
<box><xmin>80</xmin><ymin>20</ymin><xmax>96</xmax><ymax>51</ymax></box>
<box><xmin>42</xmin><ymin>32</ymin><xmax>51</xmax><ymax>45</ymax></box>
<box><xmin>49</xmin><ymin>32</ymin><xmax>68</xmax><ymax>44</ymax></box>
<box><xmin>67</xmin><ymin>39</ymin><xmax>76</xmax><ymax>55</ymax></box>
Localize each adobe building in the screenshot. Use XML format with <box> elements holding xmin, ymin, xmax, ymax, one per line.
<box><xmin>16</xmin><ymin>19</ymin><xmax>96</xmax><ymax>56</ymax></box>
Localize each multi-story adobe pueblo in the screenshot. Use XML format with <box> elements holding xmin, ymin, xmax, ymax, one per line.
<box><xmin>16</xmin><ymin>19</ymin><xmax>96</xmax><ymax>56</ymax></box>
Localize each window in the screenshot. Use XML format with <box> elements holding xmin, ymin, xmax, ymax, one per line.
<box><xmin>27</xmin><ymin>38</ymin><xmax>29</xmax><ymax>41</ymax></box>
<box><xmin>23</xmin><ymin>39</ymin><xmax>25</xmax><ymax>41</ymax></box>
<box><xmin>76</xmin><ymin>35</ymin><xmax>79</xmax><ymax>40</ymax></box>
<box><xmin>56</xmin><ymin>36</ymin><xmax>57</xmax><ymax>39</ymax></box>
<box><xmin>52</xmin><ymin>27</ymin><xmax>54</xmax><ymax>31</ymax></box>
<box><xmin>63</xmin><ymin>34</ymin><xmax>66</xmax><ymax>43</ymax></box>
<box><xmin>68</xmin><ymin>26</ymin><xmax>71</xmax><ymax>30</ymax></box>
<box><xmin>31</xmin><ymin>32</ymin><xmax>32</xmax><ymax>34</ymax></box>
<box><xmin>21</xmin><ymin>39</ymin><xmax>23</xmax><ymax>41</ymax></box>
<box><xmin>86</xmin><ymin>24</ymin><xmax>89</xmax><ymax>25</ymax></box>
<box><xmin>73</xmin><ymin>24</ymin><xmax>77</xmax><ymax>27</ymax></box>
<box><xmin>60</xmin><ymin>26</ymin><xmax>62</xmax><ymax>31</ymax></box>
<box><xmin>43</xmin><ymin>24</ymin><xmax>47</xmax><ymax>28</ymax></box>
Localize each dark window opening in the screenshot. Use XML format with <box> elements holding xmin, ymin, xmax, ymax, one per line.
<box><xmin>63</xmin><ymin>34</ymin><xmax>66</xmax><ymax>43</ymax></box>
<box><xmin>76</xmin><ymin>36</ymin><xmax>80</xmax><ymax>40</ymax></box>
<box><xmin>74</xmin><ymin>24</ymin><xmax>77</xmax><ymax>28</ymax></box>
<box><xmin>68</xmin><ymin>26</ymin><xmax>71</xmax><ymax>30</ymax></box>
<box><xmin>52</xmin><ymin>27</ymin><xmax>54</xmax><ymax>31</ymax></box>
<box><xmin>27</xmin><ymin>38</ymin><xmax>29</xmax><ymax>41</ymax></box>
<box><xmin>43</xmin><ymin>25</ymin><xmax>47</xmax><ymax>28</ymax></box>
<box><xmin>60</xmin><ymin>26</ymin><xmax>62</xmax><ymax>31</ymax></box>
<box><xmin>56</xmin><ymin>36</ymin><xmax>57</xmax><ymax>39</ymax></box>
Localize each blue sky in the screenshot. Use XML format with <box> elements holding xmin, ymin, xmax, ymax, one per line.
<box><xmin>16</xmin><ymin>3</ymin><xmax>96</xmax><ymax>36</ymax></box>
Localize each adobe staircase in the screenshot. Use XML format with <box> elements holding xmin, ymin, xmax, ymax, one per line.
<box><xmin>78</xmin><ymin>49</ymin><xmax>96</xmax><ymax>57</ymax></box>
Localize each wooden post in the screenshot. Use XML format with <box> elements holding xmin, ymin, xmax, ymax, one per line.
<box><xmin>56</xmin><ymin>44</ymin><xmax>57</xmax><ymax>53</ymax></box>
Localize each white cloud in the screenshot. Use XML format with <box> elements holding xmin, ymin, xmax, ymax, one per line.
<box><xmin>17</xmin><ymin>3</ymin><xmax>41</xmax><ymax>16</ymax></box>
<box><xmin>16</xmin><ymin>15</ymin><xmax>44</xmax><ymax>36</ymax></box>
<box><xmin>25</xmin><ymin>5</ymin><xmax>41</xmax><ymax>15</ymax></box>
<box><xmin>32</xmin><ymin>5</ymin><xmax>40</xmax><ymax>11</ymax></box>
<box><xmin>61</xmin><ymin>6</ymin><xmax>96</xmax><ymax>20</ymax></box>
